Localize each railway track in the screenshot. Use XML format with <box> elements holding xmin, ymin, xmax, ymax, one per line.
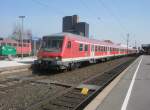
<box><xmin>0</xmin><ymin>74</ymin><xmax>48</xmax><ymax>94</ymax></box>
<box><xmin>0</xmin><ymin>56</ymin><xmax>137</xmax><ymax>110</ymax></box>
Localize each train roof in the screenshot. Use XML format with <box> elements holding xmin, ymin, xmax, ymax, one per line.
<box><xmin>0</xmin><ymin>38</ymin><xmax>18</xmax><ymax>43</ymax></box>
<box><xmin>142</xmin><ymin>44</ymin><xmax>150</xmax><ymax>48</ymax></box>
<box><xmin>44</xmin><ymin>32</ymin><xmax>134</xmax><ymax>50</ymax></box>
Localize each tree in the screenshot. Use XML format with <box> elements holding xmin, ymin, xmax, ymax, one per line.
<box><xmin>11</xmin><ymin>23</ymin><xmax>21</xmax><ymax>40</ymax></box>
<box><xmin>11</xmin><ymin>23</ymin><xmax>32</xmax><ymax>41</ymax></box>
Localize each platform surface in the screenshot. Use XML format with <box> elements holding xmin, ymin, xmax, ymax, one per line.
<box><xmin>0</xmin><ymin>57</ymin><xmax>36</xmax><ymax>69</ymax></box>
<box><xmin>85</xmin><ymin>55</ymin><xmax>150</xmax><ymax>110</ymax></box>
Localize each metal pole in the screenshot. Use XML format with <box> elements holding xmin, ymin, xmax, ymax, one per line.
<box><xmin>127</xmin><ymin>33</ymin><xmax>129</xmax><ymax>54</ymax></box>
<box><xmin>135</xmin><ymin>41</ymin><xmax>137</xmax><ymax>48</ymax></box>
<box><xmin>34</xmin><ymin>40</ymin><xmax>36</xmax><ymax>56</ymax></box>
<box><xmin>19</xmin><ymin>16</ymin><xmax>25</xmax><ymax>59</ymax></box>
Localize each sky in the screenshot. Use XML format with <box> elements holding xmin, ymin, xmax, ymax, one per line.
<box><xmin>0</xmin><ymin>0</ymin><xmax>150</xmax><ymax>46</ymax></box>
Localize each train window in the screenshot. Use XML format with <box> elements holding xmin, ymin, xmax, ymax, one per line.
<box><xmin>67</xmin><ymin>41</ymin><xmax>71</xmax><ymax>48</ymax></box>
<box><xmin>105</xmin><ymin>47</ymin><xmax>107</xmax><ymax>52</ymax></box>
<box><xmin>79</xmin><ymin>44</ymin><xmax>83</xmax><ymax>51</ymax></box>
<box><xmin>52</xmin><ymin>40</ymin><xmax>59</xmax><ymax>48</ymax></box>
<box><xmin>23</xmin><ymin>44</ymin><xmax>26</xmax><ymax>47</ymax></box>
<box><xmin>110</xmin><ymin>47</ymin><xmax>112</xmax><ymax>52</ymax></box>
<box><xmin>98</xmin><ymin>46</ymin><xmax>101</xmax><ymax>52</ymax></box>
<box><xmin>102</xmin><ymin>46</ymin><xmax>104</xmax><ymax>52</ymax></box>
<box><xmin>100</xmin><ymin>46</ymin><xmax>103</xmax><ymax>52</ymax></box>
<box><xmin>99</xmin><ymin>46</ymin><xmax>101</xmax><ymax>51</ymax></box>
<box><xmin>107</xmin><ymin>47</ymin><xmax>109</xmax><ymax>51</ymax></box>
<box><xmin>84</xmin><ymin>44</ymin><xmax>88</xmax><ymax>51</ymax></box>
<box><xmin>26</xmin><ymin>44</ymin><xmax>29</xmax><ymax>47</ymax></box>
<box><xmin>13</xmin><ymin>43</ymin><xmax>17</xmax><ymax>46</ymax></box>
<box><xmin>95</xmin><ymin>46</ymin><xmax>98</xmax><ymax>52</ymax></box>
<box><xmin>1</xmin><ymin>43</ymin><xmax>6</xmax><ymax>46</ymax></box>
<box><xmin>19</xmin><ymin>44</ymin><xmax>22</xmax><ymax>47</ymax></box>
<box><xmin>8</xmin><ymin>43</ymin><xmax>11</xmax><ymax>46</ymax></box>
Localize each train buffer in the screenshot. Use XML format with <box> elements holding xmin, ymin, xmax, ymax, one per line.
<box><xmin>84</xmin><ymin>55</ymin><xmax>150</xmax><ymax>110</ymax></box>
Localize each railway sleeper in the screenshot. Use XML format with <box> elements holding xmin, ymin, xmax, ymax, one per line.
<box><xmin>42</xmin><ymin>104</ymin><xmax>69</xmax><ymax>110</ymax></box>
<box><xmin>63</xmin><ymin>94</ymin><xmax>86</xmax><ymax>100</ymax></box>
<box><xmin>55</xmin><ymin>97</ymin><xmax>81</xmax><ymax>105</ymax></box>
<box><xmin>49</xmin><ymin>100</ymin><xmax>76</xmax><ymax>108</ymax></box>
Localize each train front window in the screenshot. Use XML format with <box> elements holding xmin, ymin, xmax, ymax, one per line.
<box><xmin>41</xmin><ymin>37</ymin><xmax>63</xmax><ymax>52</ymax></box>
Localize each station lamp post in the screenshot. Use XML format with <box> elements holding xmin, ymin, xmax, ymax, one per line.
<box><xmin>126</xmin><ymin>33</ymin><xmax>129</xmax><ymax>54</ymax></box>
<box><xmin>19</xmin><ymin>16</ymin><xmax>25</xmax><ymax>59</ymax></box>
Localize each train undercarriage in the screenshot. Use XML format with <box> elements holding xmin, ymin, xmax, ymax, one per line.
<box><xmin>32</xmin><ymin>55</ymin><xmax>124</xmax><ymax>73</ymax></box>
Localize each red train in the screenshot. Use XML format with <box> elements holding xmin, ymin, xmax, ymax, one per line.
<box><xmin>33</xmin><ymin>33</ymin><xmax>137</xmax><ymax>71</ymax></box>
<box><xmin>0</xmin><ymin>38</ymin><xmax>31</xmax><ymax>55</ymax></box>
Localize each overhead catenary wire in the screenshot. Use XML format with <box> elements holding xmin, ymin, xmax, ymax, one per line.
<box><xmin>31</xmin><ymin>0</ymin><xmax>67</xmax><ymax>15</ymax></box>
<box><xmin>79</xmin><ymin>0</ymin><xmax>128</xmax><ymax>40</ymax></box>
<box><xmin>79</xmin><ymin>0</ymin><xmax>108</xmax><ymax>38</ymax></box>
<box><xmin>79</xmin><ymin>0</ymin><xmax>103</xmax><ymax>23</ymax></box>
<box><xmin>97</xmin><ymin>0</ymin><xmax>128</xmax><ymax>33</ymax></box>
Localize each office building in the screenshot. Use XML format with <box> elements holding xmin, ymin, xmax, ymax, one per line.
<box><xmin>62</xmin><ymin>15</ymin><xmax>89</xmax><ymax>37</ymax></box>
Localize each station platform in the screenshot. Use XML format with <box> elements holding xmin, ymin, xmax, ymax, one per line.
<box><xmin>85</xmin><ymin>55</ymin><xmax>150</xmax><ymax>110</ymax></box>
<box><xmin>0</xmin><ymin>57</ymin><xmax>36</xmax><ymax>74</ymax></box>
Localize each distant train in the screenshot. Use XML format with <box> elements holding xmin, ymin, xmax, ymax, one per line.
<box><xmin>33</xmin><ymin>33</ymin><xmax>137</xmax><ymax>71</ymax></box>
<box><xmin>141</xmin><ymin>44</ymin><xmax>150</xmax><ymax>55</ymax></box>
<box><xmin>0</xmin><ymin>38</ymin><xmax>31</xmax><ymax>57</ymax></box>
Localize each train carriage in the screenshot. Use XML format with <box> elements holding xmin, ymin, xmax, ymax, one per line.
<box><xmin>34</xmin><ymin>32</ymin><xmax>137</xmax><ymax>71</ymax></box>
<box><xmin>0</xmin><ymin>38</ymin><xmax>32</xmax><ymax>56</ymax></box>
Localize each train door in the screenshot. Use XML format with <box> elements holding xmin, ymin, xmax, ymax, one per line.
<box><xmin>90</xmin><ymin>45</ymin><xmax>95</xmax><ymax>57</ymax></box>
<box><xmin>66</xmin><ymin>40</ymin><xmax>72</xmax><ymax>58</ymax></box>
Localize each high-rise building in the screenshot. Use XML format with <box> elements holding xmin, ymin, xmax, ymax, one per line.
<box><xmin>72</xmin><ymin>15</ymin><xmax>79</xmax><ymax>25</ymax></box>
<box><xmin>62</xmin><ymin>15</ymin><xmax>89</xmax><ymax>37</ymax></box>
<box><xmin>74</xmin><ymin>22</ymin><xmax>89</xmax><ymax>37</ymax></box>
<box><xmin>62</xmin><ymin>15</ymin><xmax>79</xmax><ymax>33</ymax></box>
<box><xmin>62</xmin><ymin>16</ymin><xmax>73</xmax><ymax>32</ymax></box>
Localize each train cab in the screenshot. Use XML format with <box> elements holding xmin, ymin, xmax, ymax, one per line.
<box><xmin>38</xmin><ymin>36</ymin><xmax>64</xmax><ymax>60</ymax></box>
<box><xmin>35</xmin><ymin>35</ymin><xmax>66</xmax><ymax>70</ymax></box>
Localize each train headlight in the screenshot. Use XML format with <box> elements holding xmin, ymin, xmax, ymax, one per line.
<box><xmin>55</xmin><ymin>57</ymin><xmax>61</xmax><ymax>60</ymax></box>
<box><xmin>38</xmin><ymin>55</ymin><xmax>43</xmax><ymax>59</ymax></box>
